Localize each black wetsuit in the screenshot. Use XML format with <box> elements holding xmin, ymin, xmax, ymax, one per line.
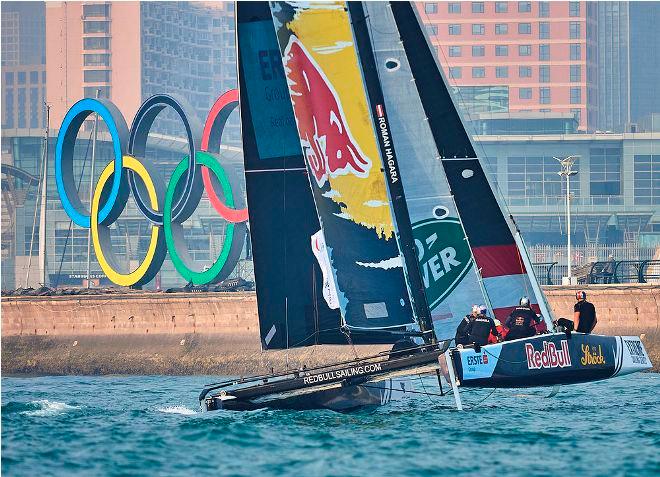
<box><xmin>467</xmin><ymin>314</ymin><xmax>498</xmax><ymax>346</ymax></box>
<box><xmin>455</xmin><ymin>315</ymin><xmax>473</xmax><ymax>346</ymax></box>
<box><xmin>504</xmin><ymin>307</ymin><xmax>537</xmax><ymax>341</ymax></box>
<box><xmin>574</xmin><ymin>300</ymin><xmax>596</xmax><ymax>333</ymax></box>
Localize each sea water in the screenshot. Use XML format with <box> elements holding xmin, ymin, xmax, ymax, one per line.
<box><xmin>2</xmin><ymin>374</ymin><xmax>658</xmax><ymax>476</ymax></box>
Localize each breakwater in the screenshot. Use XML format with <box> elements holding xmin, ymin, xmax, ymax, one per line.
<box><xmin>2</xmin><ymin>285</ymin><xmax>658</xmax><ymax>375</ymax></box>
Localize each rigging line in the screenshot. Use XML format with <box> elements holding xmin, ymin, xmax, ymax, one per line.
<box><xmin>54</xmin><ymin>126</ymin><xmax>95</xmax><ymax>288</ymax></box>
<box><xmin>358</xmin><ymin>383</ymin><xmax>446</xmax><ymax>398</ymax></box>
<box><xmin>417</xmin><ymin>373</ymin><xmax>443</xmax><ymax>405</ymax></box>
<box><xmin>464</xmin><ymin>388</ymin><xmax>497</xmax><ymax>410</ymax></box>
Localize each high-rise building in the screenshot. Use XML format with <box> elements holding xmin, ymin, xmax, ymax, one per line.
<box><xmin>45</xmin><ymin>1</ymin><xmax>238</xmax><ymax>139</ymax></box>
<box><xmin>418</xmin><ymin>1</ymin><xmax>594</xmax><ymax>132</ymax></box>
<box><xmin>1</xmin><ymin>2</ymin><xmax>48</xmax><ymax>130</ymax></box>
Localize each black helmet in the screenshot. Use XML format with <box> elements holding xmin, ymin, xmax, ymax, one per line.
<box><xmin>520</xmin><ymin>296</ymin><xmax>530</xmax><ymax>307</ymax></box>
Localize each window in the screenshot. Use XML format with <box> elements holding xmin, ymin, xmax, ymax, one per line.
<box><xmin>472</xmin><ymin>67</ymin><xmax>485</xmax><ymax>78</ymax></box>
<box><xmin>17</xmin><ymin>72</ymin><xmax>26</xmax><ymax>84</ymax></box>
<box><xmin>496</xmin><ymin>45</ymin><xmax>508</xmax><ymax>56</ymax></box>
<box><xmin>425</xmin><ymin>3</ymin><xmax>438</xmax><ymax>14</ymax></box>
<box><xmin>449</xmin><ymin>24</ymin><xmax>461</xmax><ymax>35</ymax></box>
<box><xmin>472</xmin><ymin>24</ymin><xmax>485</xmax><ymax>35</ymax></box>
<box><xmin>634</xmin><ymin>155</ymin><xmax>660</xmax><ymax>205</ymax></box>
<box><xmin>539</xmin><ymin>1</ymin><xmax>550</xmax><ymax>17</ymax></box>
<box><xmin>519</xmin><ymin>66</ymin><xmax>532</xmax><ymax>77</ymax></box>
<box><xmin>4</xmin><ymin>90</ymin><xmax>14</xmax><ymax>128</ymax></box>
<box><xmin>539</xmin><ymin>65</ymin><xmax>550</xmax><ymax>82</ymax></box>
<box><xmin>519</xmin><ymin>45</ymin><xmax>531</xmax><ymax>56</ymax></box>
<box><xmin>83</xmin><ymin>4</ymin><xmax>110</xmax><ymax>17</ymax></box>
<box><xmin>570</xmin><ymin>87</ymin><xmax>581</xmax><ymax>104</ymax></box>
<box><xmin>84</xmin><ymin>86</ymin><xmax>110</xmax><ymax>98</ymax></box>
<box><xmin>472</xmin><ymin>2</ymin><xmax>484</xmax><ymax>13</ymax></box>
<box><xmin>570</xmin><ymin>65</ymin><xmax>582</xmax><ymax>82</ymax></box>
<box><xmin>30</xmin><ymin>87</ymin><xmax>38</xmax><ymax>128</ymax></box>
<box><xmin>84</xmin><ymin>37</ymin><xmax>110</xmax><ymax>50</ymax></box>
<box><xmin>495</xmin><ymin>2</ymin><xmax>508</xmax><ymax>13</ymax></box>
<box><xmin>83</xmin><ymin>54</ymin><xmax>110</xmax><ymax>66</ymax></box>
<box><xmin>570</xmin><ymin>21</ymin><xmax>581</xmax><ymax>39</ymax></box>
<box><xmin>496</xmin><ymin>66</ymin><xmax>509</xmax><ymax>78</ymax></box>
<box><xmin>448</xmin><ymin>2</ymin><xmax>461</xmax><ymax>13</ymax></box>
<box><xmin>449</xmin><ymin>67</ymin><xmax>462</xmax><ymax>79</ymax></box>
<box><xmin>17</xmin><ymin>88</ymin><xmax>25</xmax><ymax>128</ymax></box>
<box><xmin>519</xmin><ymin>88</ymin><xmax>532</xmax><ymax>99</ymax></box>
<box><xmin>518</xmin><ymin>23</ymin><xmax>531</xmax><ymax>34</ymax></box>
<box><xmin>539</xmin><ymin>44</ymin><xmax>550</xmax><ymax>60</ymax></box>
<box><xmin>539</xmin><ymin>87</ymin><xmax>551</xmax><ymax>104</ymax></box>
<box><xmin>427</xmin><ymin>24</ymin><xmax>438</xmax><ymax>36</ymax></box>
<box><xmin>472</xmin><ymin>45</ymin><xmax>485</xmax><ymax>57</ymax></box>
<box><xmin>29</xmin><ymin>71</ymin><xmax>39</xmax><ymax>83</ymax></box>
<box><xmin>539</xmin><ymin>22</ymin><xmax>550</xmax><ymax>39</ymax></box>
<box><xmin>448</xmin><ymin>46</ymin><xmax>462</xmax><ymax>57</ymax></box>
<box><xmin>84</xmin><ymin>70</ymin><xmax>111</xmax><ymax>82</ymax></box>
<box><xmin>570</xmin><ymin>44</ymin><xmax>581</xmax><ymax>60</ymax></box>
<box><xmin>518</xmin><ymin>2</ymin><xmax>532</xmax><ymax>13</ymax></box>
<box><xmin>569</xmin><ymin>1</ymin><xmax>580</xmax><ymax>17</ymax></box>
<box><xmin>5</xmin><ymin>72</ymin><xmax>14</xmax><ymax>85</ymax></box>
<box><xmin>508</xmin><ymin>156</ymin><xmax>575</xmax><ymax>198</ymax></box>
<box><xmin>590</xmin><ymin>148</ymin><xmax>621</xmax><ymax>196</ymax></box>
<box><xmin>83</xmin><ymin>21</ymin><xmax>109</xmax><ymax>34</ymax></box>
<box><xmin>495</xmin><ymin>23</ymin><xmax>508</xmax><ymax>35</ymax></box>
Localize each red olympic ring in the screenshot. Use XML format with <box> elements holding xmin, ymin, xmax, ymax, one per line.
<box><xmin>200</xmin><ymin>89</ymin><xmax>249</xmax><ymax>224</ymax></box>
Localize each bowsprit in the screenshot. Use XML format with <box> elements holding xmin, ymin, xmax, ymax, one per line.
<box><xmin>55</xmin><ymin>90</ymin><xmax>248</xmax><ymax>287</ymax></box>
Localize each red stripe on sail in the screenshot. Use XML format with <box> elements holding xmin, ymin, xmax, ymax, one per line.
<box><xmin>472</xmin><ymin>244</ymin><xmax>527</xmax><ymax>279</ymax></box>
<box><xmin>492</xmin><ymin>303</ymin><xmax>541</xmax><ymax>322</ymax></box>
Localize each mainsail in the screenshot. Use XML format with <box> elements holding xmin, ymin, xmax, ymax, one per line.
<box><xmin>237</xmin><ymin>2</ymin><xmax>404</xmax><ymax>348</ymax></box>
<box><xmin>269</xmin><ymin>1</ymin><xmax>417</xmax><ymax>330</ymax></box>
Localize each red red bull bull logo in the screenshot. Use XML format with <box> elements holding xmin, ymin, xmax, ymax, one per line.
<box><xmin>525</xmin><ymin>340</ymin><xmax>572</xmax><ymax>370</ymax></box>
<box><xmin>283</xmin><ymin>37</ymin><xmax>372</xmax><ymax>186</ymax></box>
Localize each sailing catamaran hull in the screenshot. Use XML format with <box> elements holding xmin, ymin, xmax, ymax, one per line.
<box><xmin>204</xmin><ymin>377</ymin><xmax>412</xmax><ymax>412</ymax></box>
<box><xmin>452</xmin><ymin>333</ymin><xmax>652</xmax><ymax>389</ymax></box>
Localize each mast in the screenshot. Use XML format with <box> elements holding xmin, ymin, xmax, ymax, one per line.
<box><xmin>348</xmin><ymin>2</ymin><xmax>435</xmax><ymax>343</ymax></box>
<box><xmin>38</xmin><ymin>104</ymin><xmax>50</xmax><ymax>286</ymax></box>
<box><xmin>86</xmin><ymin>89</ymin><xmax>100</xmax><ymax>288</ymax></box>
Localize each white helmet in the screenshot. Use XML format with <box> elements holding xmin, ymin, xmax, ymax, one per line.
<box><xmin>520</xmin><ymin>296</ymin><xmax>530</xmax><ymax>307</ymax></box>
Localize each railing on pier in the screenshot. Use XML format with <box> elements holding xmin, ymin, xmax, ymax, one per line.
<box><xmin>531</xmin><ymin>259</ymin><xmax>660</xmax><ymax>285</ymax></box>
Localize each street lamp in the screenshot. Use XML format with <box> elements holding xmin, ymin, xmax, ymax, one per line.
<box><xmin>555</xmin><ymin>155</ymin><xmax>579</xmax><ymax>284</ymax></box>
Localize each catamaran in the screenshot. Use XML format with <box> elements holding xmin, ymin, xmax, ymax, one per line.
<box><xmin>199</xmin><ymin>1</ymin><xmax>651</xmax><ymax>412</ymax></box>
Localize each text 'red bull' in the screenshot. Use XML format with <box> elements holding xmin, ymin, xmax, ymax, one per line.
<box><xmin>525</xmin><ymin>340</ymin><xmax>572</xmax><ymax>370</ymax></box>
<box><xmin>283</xmin><ymin>37</ymin><xmax>372</xmax><ymax>186</ymax></box>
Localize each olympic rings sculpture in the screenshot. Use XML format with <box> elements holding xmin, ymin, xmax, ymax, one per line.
<box><xmin>55</xmin><ymin>89</ymin><xmax>249</xmax><ymax>287</ymax></box>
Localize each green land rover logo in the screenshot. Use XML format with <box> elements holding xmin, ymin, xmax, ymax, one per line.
<box><xmin>412</xmin><ymin>218</ymin><xmax>474</xmax><ymax>310</ymax></box>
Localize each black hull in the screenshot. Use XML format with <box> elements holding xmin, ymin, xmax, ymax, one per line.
<box><xmin>452</xmin><ymin>333</ymin><xmax>651</xmax><ymax>389</ymax></box>
<box><xmin>200</xmin><ymin>347</ymin><xmax>443</xmax><ymax>412</ymax></box>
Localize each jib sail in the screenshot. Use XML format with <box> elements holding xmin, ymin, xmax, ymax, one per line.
<box><xmin>269</xmin><ymin>1</ymin><xmax>416</xmax><ymax>330</ymax></box>
<box><xmin>389</xmin><ymin>2</ymin><xmax>553</xmax><ymax>326</ymax></box>
<box><xmin>358</xmin><ymin>2</ymin><xmax>486</xmax><ymax>341</ymax></box>
<box><xmin>238</xmin><ymin>2</ymin><xmax>403</xmax><ymax>348</ymax></box>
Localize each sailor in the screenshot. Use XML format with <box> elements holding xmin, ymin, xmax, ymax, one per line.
<box><xmin>455</xmin><ymin>305</ymin><xmax>479</xmax><ymax>346</ymax></box>
<box><xmin>467</xmin><ymin>305</ymin><xmax>500</xmax><ymax>348</ymax></box>
<box><xmin>504</xmin><ymin>297</ymin><xmax>538</xmax><ymax>341</ymax></box>
<box><xmin>574</xmin><ymin>291</ymin><xmax>597</xmax><ymax>333</ymax></box>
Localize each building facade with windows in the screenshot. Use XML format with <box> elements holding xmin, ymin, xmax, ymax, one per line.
<box><xmin>45</xmin><ymin>1</ymin><xmax>238</xmax><ymax>140</ymax></box>
<box><xmin>419</xmin><ymin>1</ymin><xmax>595</xmax><ymax>131</ymax></box>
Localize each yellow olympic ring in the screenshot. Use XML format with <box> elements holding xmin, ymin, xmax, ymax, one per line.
<box><xmin>91</xmin><ymin>156</ymin><xmax>167</xmax><ymax>287</ymax></box>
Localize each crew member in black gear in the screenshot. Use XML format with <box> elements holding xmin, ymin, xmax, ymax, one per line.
<box><xmin>467</xmin><ymin>307</ymin><xmax>500</xmax><ymax>347</ymax></box>
<box><xmin>574</xmin><ymin>291</ymin><xmax>597</xmax><ymax>333</ymax></box>
<box><xmin>455</xmin><ymin>305</ymin><xmax>479</xmax><ymax>346</ymax></box>
<box><xmin>504</xmin><ymin>297</ymin><xmax>538</xmax><ymax>341</ymax></box>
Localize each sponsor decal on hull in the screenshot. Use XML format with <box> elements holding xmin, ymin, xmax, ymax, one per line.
<box><xmin>525</xmin><ymin>340</ymin><xmax>572</xmax><ymax>370</ymax></box>
<box><xmin>581</xmin><ymin>344</ymin><xmax>606</xmax><ymax>366</ymax></box>
<box><xmin>303</xmin><ymin>363</ymin><xmax>383</xmax><ymax>385</ymax></box>
<box><xmin>624</xmin><ymin>339</ymin><xmax>648</xmax><ymax>365</ymax></box>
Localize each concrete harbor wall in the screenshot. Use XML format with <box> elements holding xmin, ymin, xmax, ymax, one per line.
<box><xmin>2</xmin><ymin>286</ymin><xmax>658</xmax><ymax>337</ymax></box>
<box><xmin>2</xmin><ymin>286</ymin><xmax>658</xmax><ymax>375</ymax></box>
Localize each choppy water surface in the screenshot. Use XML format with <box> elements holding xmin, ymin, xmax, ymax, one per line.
<box><xmin>2</xmin><ymin>374</ymin><xmax>659</xmax><ymax>476</ymax></box>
